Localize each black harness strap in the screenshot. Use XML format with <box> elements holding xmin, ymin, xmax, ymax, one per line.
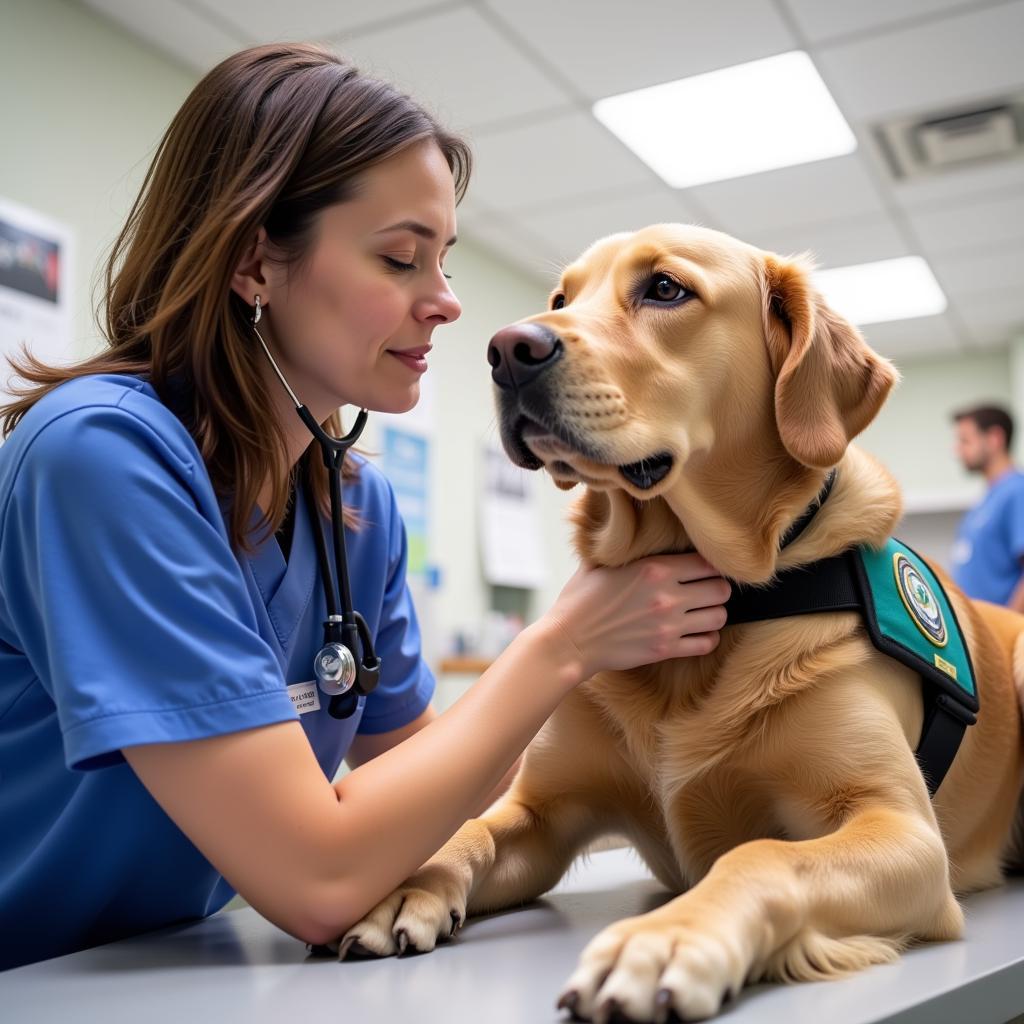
<box><xmin>725</xmin><ymin>550</ymin><xmax>974</xmax><ymax>796</ymax></box>
<box><xmin>725</xmin><ymin>554</ymin><xmax>858</xmax><ymax>624</ymax></box>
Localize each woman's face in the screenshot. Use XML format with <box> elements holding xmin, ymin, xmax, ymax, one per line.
<box><xmin>258</xmin><ymin>141</ymin><xmax>462</xmax><ymax>416</ymax></box>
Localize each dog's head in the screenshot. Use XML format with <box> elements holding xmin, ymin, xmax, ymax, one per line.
<box><xmin>489</xmin><ymin>224</ymin><xmax>897</xmax><ymax>502</ymax></box>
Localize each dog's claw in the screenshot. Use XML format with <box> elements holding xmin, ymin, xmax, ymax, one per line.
<box><xmin>396</xmin><ymin>929</ymin><xmax>409</xmax><ymax>955</ymax></box>
<box><xmin>557</xmin><ymin>989</ymin><xmax>584</xmax><ymax>1020</ymax></box>
<box><xmin>594</xmin><ymin>997</ymin><xmax>623</xmax><ymax>1024</ymax></box>
<box><xmin>450</xmin><ymin>910</ymin><xmax>462</xmax><ymax>935</ymax></box>
<box><xmin>654</xmin><ymin>988</ymin><xmax>673</xmax><ymax>1023</ymax></box>
<box><xmin>306</xmin><ymin>941</ymin><xmax>338</xmax><ymax>957</ymax></box>
<box><xmin>339</xmin><ymin>936</ymin><xmax>381</xmax><ymax>960</ymax></box>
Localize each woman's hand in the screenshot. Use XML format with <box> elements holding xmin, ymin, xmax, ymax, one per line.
<box><xmin>539</xmin><ymin>553</ymin><xmax>730</xmax><ymax>683</ymax></box>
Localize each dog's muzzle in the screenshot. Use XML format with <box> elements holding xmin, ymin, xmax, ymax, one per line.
<box><xmin>487</xmin><ymin>321</ymin><xmax>675</xmax><ymax>491</ymax></box>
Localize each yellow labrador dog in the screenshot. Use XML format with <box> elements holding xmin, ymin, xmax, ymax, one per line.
<box><xmin>341</xmin><ymin>225</ymin><xmax>1024</xmax><ymax>1021</ymax></box>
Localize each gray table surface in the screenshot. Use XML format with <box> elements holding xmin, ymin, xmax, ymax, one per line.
<box><xmin>3</xmin><ymin>847</ymin><xmax>1023</xmax><ymax>1024</ymax></box>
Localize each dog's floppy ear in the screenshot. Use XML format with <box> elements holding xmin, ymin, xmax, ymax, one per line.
<box><xmin>761</xmin><ymin>254</ymin><xmax>898</xmax><ymax>468</ymax></box>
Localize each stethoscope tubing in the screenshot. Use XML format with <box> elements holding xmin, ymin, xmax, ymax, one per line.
<box><xmin>253</xmin><ymin>315</ymin><xmax>380</xmax><ymax>718</ymax></box>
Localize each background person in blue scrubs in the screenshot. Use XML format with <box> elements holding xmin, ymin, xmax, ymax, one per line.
<box><xmin>950</xmin><ymin>404</ymin><xmax>1024</xmax><ymax>610</ymax></box>
<box><xmin>0</xmin><ymin>43</ymin><xmax>730</xmax><ymax>969</ymax></box>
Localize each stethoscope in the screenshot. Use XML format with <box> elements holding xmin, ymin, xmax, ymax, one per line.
<box><xmin>251</xmin><ymin>295</ymin><xmax>381</xmax><ymax>720</ymax></box>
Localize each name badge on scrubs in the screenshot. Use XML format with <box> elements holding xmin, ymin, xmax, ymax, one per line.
<box><xmin>287</xmin><ymin>681</ymin><xmax>321</xmax><ymax>715</ymax></box>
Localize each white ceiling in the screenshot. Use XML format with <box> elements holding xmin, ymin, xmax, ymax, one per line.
<box><xmin>81</xmin><ymin>0</ymin><xmax>1024</xmax><ymax>359</ymax></box>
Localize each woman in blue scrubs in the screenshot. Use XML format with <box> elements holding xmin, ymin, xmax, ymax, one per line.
<box><xmin>0</xmin><ymin>43</ymin><xmax>730</xmax><ymax>969</ymax></box>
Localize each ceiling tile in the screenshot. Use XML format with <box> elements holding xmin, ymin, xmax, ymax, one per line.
<box><xmin>860</xmin><ymin>315</ymin><xmax>962</xmax><ymax>359</ymax></box>
<box><xmin>685</xmin><ymin>154</ymin><xmax>887</xmax><ymax>235</ymax></box>
<box><xmin>750</xmin><ymin>213</ymin><xmax>911</xmax><ymax>268</ymax></box>
<box><xmin>907</xmin><ymin>191</ymin><xmax>1024</xmax><ymax>255</ymax></box>
<box><xmin>816</xmin><ymin>2</ymin><xmax>1024</xmax><ymax>122</ymax></box>
<box><xmin>931</xmin><ymin>240</ymin><xmax>1024</xmax><ymax>296</ymax></box>
<box><xmin>479</xmin><ymin>0</ymin><xmax>796</xmax><ymax>100</ymax></box>
<box><xmin>467</xmin><ymin>111</ymin><xmax>654</xmax><ymax>212</ymax></box>
<box><xmin>954</xmin><ymin>288</ymin><xmax>1024</xmax><ymax>346</ymax></box>
<box><xmin>334</xmin><ymin>7</ymin><xmax>570</xmax><ymax>132</ymax></box>
<box><xmin>516</xmin><ymin>186</ymin><xmax>711</xmax><ymax>265</ymax></box>
<box><xmin>782</xmin><ymin>0</ymin><xmax>989</xmax><ymax>46</ymax></box>
<box><xmin>81</xmin><ymin>0</ymin><xmax>244</xmax><ymax>73</ymax></box>
<box><xmin>190</xmin><ymin>0</ymin><xmax>447</xmax><ymax>42</ymax></box>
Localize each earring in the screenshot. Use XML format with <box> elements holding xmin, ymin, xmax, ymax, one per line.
<box><xmin>253</xmin><ymin>294</ymin><xmax>262</xmax><ymax>325</ymax></box>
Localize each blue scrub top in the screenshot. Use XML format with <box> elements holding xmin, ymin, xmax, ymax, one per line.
<box><xmin>950</xmin><ymin>469</ymin><xmax>1024</xmax><ymax>605</ymax></box>
<box><xmin>0</xmin><ymin>374</ymin><xmax>434</xmax><ymax>969</ymax></box>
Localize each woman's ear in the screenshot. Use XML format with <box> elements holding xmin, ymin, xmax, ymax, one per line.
<box><xmin>761</xmin><ymin>253</ymin><xmax>899</xmax><ymax>468</ymax></box>
<box><xmin>229</xmin><ymin>226</ymin><xmax>271</xmax><ymax>308</ymax></box>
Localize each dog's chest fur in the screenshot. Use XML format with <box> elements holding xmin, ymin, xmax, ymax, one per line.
<box><xmin>586</xmin><ymin>657</ymin><xmax>720</xmax><ymax>780</ymax></box>
<box><xmin>580</xmin><ymin>620</ymin><xmax>869</xmax><ymax>881</ymax></box>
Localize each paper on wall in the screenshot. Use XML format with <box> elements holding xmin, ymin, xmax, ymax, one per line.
<box><xmin>0</xmin><ymin>196</ymin><xmax>74</xmax><ymax>406</ymax></box>
<box><xmin>479</xmin><ymin>442</ymin><xmax>547</xmax><ymax>588</ymax></box>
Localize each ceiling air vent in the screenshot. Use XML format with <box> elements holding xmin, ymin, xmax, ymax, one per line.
<box><xmin>874</xmin><ymin>94</ymin><xmax>1024</xmax><ymax>180</ymax></box>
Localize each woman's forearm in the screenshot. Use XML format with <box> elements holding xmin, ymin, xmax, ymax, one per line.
<box><xmin>318</xmin><ymin>621</ymin><xmax>580</xmax><ymax>932</ymax></box>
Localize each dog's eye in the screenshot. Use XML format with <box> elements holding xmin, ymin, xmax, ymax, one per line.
<box><xmin>551</xmin><ymin>294</ymin><xmax>566</xmax><ymax>310</ymax></box>
<box><xmin>643</xmin><ymin>274</ymin><xmax>688</xmax><ymax>304</ymax></box>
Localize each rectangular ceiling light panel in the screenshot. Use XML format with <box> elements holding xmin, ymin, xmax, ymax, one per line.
<box><xmin>813</xmin><ymin>256</ymin><xmax>947</xmax><ymax>326</ymax></box>
<box><xmin>593</xmin><ymin>51</ymin><xmax>857</xmax><ymax>188</ymax></box>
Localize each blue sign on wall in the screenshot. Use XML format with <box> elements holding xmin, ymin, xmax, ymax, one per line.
<box><xmin>381</xmin><ymin>427</ymin><xmax>429</xmax><ymax>575</ymax></box>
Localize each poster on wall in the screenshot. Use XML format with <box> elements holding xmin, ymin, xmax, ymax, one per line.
<box><xmin>381</xmin><ymin>426</ymin><xmax>430</xmax><ymax>576</ymax></box>
<box><xmin>479</xmin><ymin>442</ymin><xmax>547</xmax><ymax>589</ymax></box>
<box><xmin>0</xmin><ymin>196</ymin><xmax>74</xmax><ymax>404</ymax></box>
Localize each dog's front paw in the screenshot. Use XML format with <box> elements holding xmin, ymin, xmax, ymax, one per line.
<box><xmin>557</xmin><ymin>913</ymin><xmax>750</xmax><ymax>1022</ymax></box>
<box><xmin>335</xmin><ymin>864</ymin><xmax>469</xmax><ymax>961</ymax></box>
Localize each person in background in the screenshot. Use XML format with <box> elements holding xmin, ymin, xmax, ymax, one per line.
<box><xmin>950</xmin><ymin>404</ymin><xmax>1024</xmax><ymax>610</ymax></box>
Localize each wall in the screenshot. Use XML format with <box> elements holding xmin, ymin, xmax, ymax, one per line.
<box><xmin>0</xmin><ymin>0</ymin><xmax>194</xmax><ymax>357</ymax></box>
<box><xmin>857</xmin><ymin>347</ymin><xmax>1011</xmax><ymax>568</ymax></box>
<box><xmin>858</xmin><ymin>347</ymin><xmax>1009</xmax><ymax>512</ymax></box>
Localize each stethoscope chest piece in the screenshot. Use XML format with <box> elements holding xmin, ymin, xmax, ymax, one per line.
<box><xmin>314</xmin><ymin>640</ymin><xmax>357</xmax><ymax>697</ymax></box>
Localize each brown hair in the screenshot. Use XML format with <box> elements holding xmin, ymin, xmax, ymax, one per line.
<box><xmin>952</xmin><ymin>404</ymin><xmax>1014</xmax><ymax>452</ymax></box>
<box><xmin>1</xmin><ymin>43</ymin><xmax>471</xmax><ymax>549</ymax></box>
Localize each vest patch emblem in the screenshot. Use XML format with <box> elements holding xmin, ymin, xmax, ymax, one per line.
<box><xmin>893</xmin><ymin>552</ymin><xmax>948</xmax><ymax>647</ymax></box>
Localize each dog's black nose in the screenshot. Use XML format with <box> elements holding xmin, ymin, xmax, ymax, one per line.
<box><xmin>487</xmin><ymin>322</ymin><xmax>563</xmax><ymax>390</ymax></box>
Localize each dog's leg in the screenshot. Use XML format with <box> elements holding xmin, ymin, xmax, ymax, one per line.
<box><xmin>559</xmin><ymin>803</ymin><xmax>959</xmax><ymax>1022</ymax></box>
<box><xmin>336</xmin><ymin>787</ymin><xmax>606</xmax><ymax>958</ymax></box>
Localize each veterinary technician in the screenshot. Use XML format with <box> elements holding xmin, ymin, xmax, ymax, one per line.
<box><xmin>0</xmin><ymin>43</ymin><xmax>731</xmax><ymax>971</ymax></box>
<box><xmin>950</xmin><ymin>404</ymin><xmax>1024</xmax><ymax>610</ymax></box>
